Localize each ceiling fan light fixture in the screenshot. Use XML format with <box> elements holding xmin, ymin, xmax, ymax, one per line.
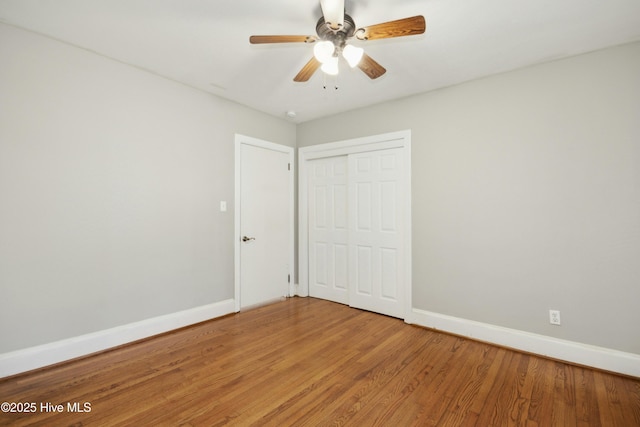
<box><xmin>342</xmin><ymin>44</ymin><xmax>364</xmax><ymax>68</ymax></box>
<box><xmin>320</xmin><ymin>56</ymin><xmax>339</xmax><ymax>75</ymax></box>
<box><xmin>313</xmin><ymin>40</ymin><xmax>335</xmax><ymax>63</ymax></box>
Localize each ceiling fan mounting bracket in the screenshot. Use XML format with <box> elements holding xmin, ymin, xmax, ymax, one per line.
<box><xmin>316</xmin><ymin>13</ymin><xmax>356</xmax><ymax>48</ymax></box>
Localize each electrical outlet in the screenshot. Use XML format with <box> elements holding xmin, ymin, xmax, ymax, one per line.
<box><xmin>549</xmin><ymin>310</ymin><xmax>561</xmax><ymax>325</ymax></box>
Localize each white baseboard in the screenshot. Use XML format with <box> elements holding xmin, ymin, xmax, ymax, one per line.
<box><xmin>0</xmin><ymin>299</ymin><xmax>236</xmax><ymax>379</ymax></box>
<box><xmin>409</xmin><ymin>308</ymin><xmax>640</xmax><ymax>378</ymax></box>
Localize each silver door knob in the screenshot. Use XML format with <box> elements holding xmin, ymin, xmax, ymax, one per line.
<box><xmin>242</xmin><ymin>236</ymin><xmax>256</xmax><ymax>242</ymax></box>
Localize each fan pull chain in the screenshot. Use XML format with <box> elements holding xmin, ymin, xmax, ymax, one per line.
<box><xmin>322</xmin><ymin>73</ymin><xmax>339</xmax><ymax>90</ymax></box>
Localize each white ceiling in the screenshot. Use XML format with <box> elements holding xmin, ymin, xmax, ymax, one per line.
<box><xmin>1</xmin><ymin>0</ymin><xmax>640</xmax><ymax>123</ymax></box>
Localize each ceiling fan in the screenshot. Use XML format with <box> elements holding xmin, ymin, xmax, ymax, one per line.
<box><xmin>249</xmin><ymin>0</ymin><xmax>426</xmax><ymax>82</ymax></box>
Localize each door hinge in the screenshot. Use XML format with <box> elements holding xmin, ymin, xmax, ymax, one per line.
<box><xmin>288</xmin><ymin>274</ymin><xmax>291</xmax><ymax>283</ymax></box>
<box><xmin>288</xmin><ymin>163</ymin><xmax>291</xmax><ymax>171</ymax></box>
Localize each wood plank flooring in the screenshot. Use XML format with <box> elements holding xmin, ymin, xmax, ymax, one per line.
<box><xmin>1</xmin><ymin>297</ymin><xmax>639</xmax><ymax>426</ymax></box>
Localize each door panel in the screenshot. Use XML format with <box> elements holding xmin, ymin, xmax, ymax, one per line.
<box><xmin>334</xmin><ymin>243</ymin><xmax>348</xmax><ymax>291</ymax></box>
<box><xmin>239</xmin><ymin>143</ymin><xmax>290</xmax><ymax>308</ymax></box>
<box><xmin>308</xmin><ymin>156</ymin><xmax>349</xmax><ymax>304</ymax></box>
<box><xmin>356</xmin><ymin>245</ymin><xmax>373</xmax><ymax>295</ymax></box>
<box><xmin>380</xmin><ymin>247</ymin><xmax>398</xmax><ymax>299</ymax></box>
<box><xmin>348</xmin><ymin>148</ymin><xmax>404</xmax><ymax>318</ymax></box>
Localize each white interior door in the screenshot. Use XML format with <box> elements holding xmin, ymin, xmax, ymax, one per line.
<box><xmin>348</xmin><ymin>148</ymin><xmax>405</xmax><ymax>318</ymax></box>
<box><xmin>308</xmin><ymin>156</ymin><xmax>349</xmax><ymax>304</ymax></box>
<box><xmin>237</xmin><ymin>138</ymin><xmax>292</xmax><ymax>309</ymax></box>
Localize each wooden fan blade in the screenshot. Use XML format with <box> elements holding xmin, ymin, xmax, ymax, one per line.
<box><xmin>355</xmin><ymin>15</ymin><xmax>426</xmax><ymax>41</ymax></box>
<box><xmin>250</xmin><ymin>35</ymin><xmax>317</xmax><ymax>44</ymax></box>
<box><xmin>294</xmin><ymin>57</ymin><xmax>321</xmax><ymax>82</ymax></box>
<box><xmin>358</xmin><ymin>53</ymin><xmax>386</xmax><ymax>79</ymax></box>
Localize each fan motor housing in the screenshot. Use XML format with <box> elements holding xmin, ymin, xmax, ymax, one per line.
<box><xmin>316</xmin><ymin>13</ymin><xmax>356</xmax><ymax>46</ymax></box>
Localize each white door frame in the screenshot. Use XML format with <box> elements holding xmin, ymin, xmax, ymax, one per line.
<box><xmin>235</xmin><ymin>134</ymin><xmax>295</xmax><ymax>312</ymax></box>
<box><xmin>298</xmin><ymin>130</ymin><xmax>412</xmax><ymax>321</ymax></box>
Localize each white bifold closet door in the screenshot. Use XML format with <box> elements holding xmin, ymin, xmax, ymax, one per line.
<box><xmin>308</xmin><ymin>156</ymin><xmax>349</xmax><ymax>304</ymax></box>
<box><xmin>308</xmin><ymin>148</ymin><xmax>405</xmax><ymax>318</ymax></box>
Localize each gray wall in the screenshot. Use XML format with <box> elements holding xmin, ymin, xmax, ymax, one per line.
<box><xmin>298</xmin><ymin>42</ymin><xmax>640</xmax><ymax>355</ymax></box>
<box><xmin>0</xmin><ymin>23</ymin><xmax>295</xmax><ymax>353</ymax></box>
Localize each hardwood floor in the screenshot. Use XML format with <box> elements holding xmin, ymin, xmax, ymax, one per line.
<box><xmin>1</xmin><ymin>297</ymin><xmax>639</xmax><ymax>426</ymax></box>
